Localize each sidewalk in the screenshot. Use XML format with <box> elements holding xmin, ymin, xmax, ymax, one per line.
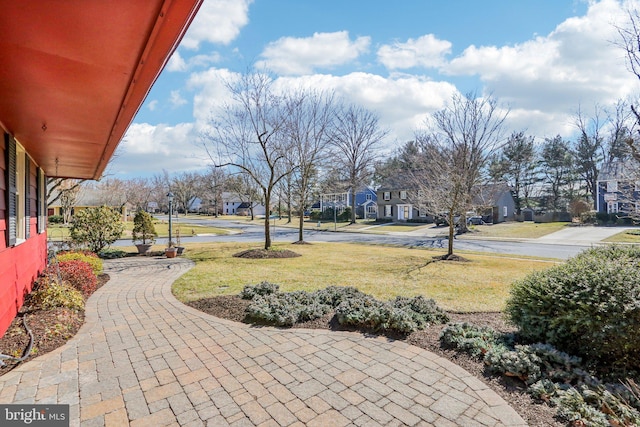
<box><xmin>0</xmin><ymin>257</ymin><xmax>525</xmax><ymax>426</ymax></box>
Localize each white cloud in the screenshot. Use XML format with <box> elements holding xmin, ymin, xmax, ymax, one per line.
<box><xmin>147</xmin><ymin>100</ymin><xmax>158</xmax><ymax>111</ymax></box>
<box><xmin>187</xmin><ymin>68</ymin><xmax>239</xmax><ymax>125</ymax></box>
<box><xmin>167</xmin><ymin>51</ymin><xmax>222</xmax><ymax>72</ymax></box>
<box><xmin>167</xmin><ymin>52</ymin><xmax>188</xmax><ymax>72</ymax></box>
<box><xmin>115</xmin><ymin>123</ymin><xmax>209</xmax><ymax>177</ymax></box>
<box><xmin>170</xmin><ymin>90</ymin><xmax>188</xmax><ymax>108</ymax></box>
<box><xmin>256</xmin><ymin>31</ymin><xmax>371</xmax><ymax>75</ymax></box>
<box><xmin>443</xmin><ymin>0</ymin><xmax>637</xmax><ymax>118</ymax></box>
<box><xmin>181</xmin><ymin>0</ymin><xmax>253</xmax><ymax>49</ymax></box>
<box><xmin>378</xmin><ymin>34</ymin><xmax>452</xmax><ymax>70</ymax></box>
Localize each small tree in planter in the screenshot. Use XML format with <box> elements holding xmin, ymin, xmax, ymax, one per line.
<box><xmin>132</xmin><ymin>210</ymin><xmax>156</xmax><ymax>254</ymax></box>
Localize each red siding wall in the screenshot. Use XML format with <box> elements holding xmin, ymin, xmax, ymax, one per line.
<box><xmin>0</xmin><ymin>137</ymin><xmax>47</xmax><ymax>337</ymax></box>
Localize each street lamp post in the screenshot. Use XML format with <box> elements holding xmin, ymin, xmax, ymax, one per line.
<box><xmin>167</xmin><ymin>192</ymin><xmax>174</xmax><ymax>246</ymax></box>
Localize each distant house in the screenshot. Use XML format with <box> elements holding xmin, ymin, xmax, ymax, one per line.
<box><xmin>320</xmin><ymin>187</ymin><xmax>378</xmax><ymax>219</ymax></box>
<box><xmin>376</xmin><ymin>186</ymin><xmax>424</xmax><ymax>222</ymax></box>
<box><xmin>472</xmin><ymin>184</ymin><xmax>516</xmax><ymax>223</ymax></box>
<box><xmin>596</xmin><ymin>161</ymin><xmax>639</xmax><ymax>215</ymax></box>
<box><xmin>221</xmin><ymin>192</ymin><xmax>266</xmax><ymax>216</ymax></box>
<box><xmin>48</xmin><ymin>187</ymin><xmax>128</xmax><ymax>220</ymax></box>
<box><xmin>376</xmin><ymin>181</ymin><xmax>515</xmax><ymax>223</ymax></box>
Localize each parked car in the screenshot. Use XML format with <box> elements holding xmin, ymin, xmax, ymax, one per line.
<box><xmin>467</xmin><ymin>216</ymin><xmax>484</xmax><ymax>225</ymax></box>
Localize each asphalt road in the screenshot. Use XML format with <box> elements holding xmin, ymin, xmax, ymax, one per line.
<box><xmin>115</xmin><ymin>216</ymin><xmax>599</xmax><ymax>259</ymax></box>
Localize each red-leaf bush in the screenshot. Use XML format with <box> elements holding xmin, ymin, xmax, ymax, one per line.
<box><xmin>55</xmin><ymin>260</ymin><xmax>98</xmax><ymax>297</ymax></box>
<box><xmin>57</xmin><ymin>251</ymin><xmax>103</xmax><ymax>275</ymax></box>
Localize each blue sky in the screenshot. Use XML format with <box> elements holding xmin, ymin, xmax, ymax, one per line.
<box><xmin>112</xmin><ymin>0</ymin><xmax>638</xmax><ymax>179</ymax></box>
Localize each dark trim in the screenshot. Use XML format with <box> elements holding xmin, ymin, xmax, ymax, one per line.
<box><xmin>37</xmin><ymin>168</ymin><xmax>46</xmax><ymax>234</ymax></box>
<box><xmin>25</xmin><ymin>156</ymin><xmax>30</xmax><ymax>238</ymax></box>
<box><xmin>5</xmin><ymin>133</ymin><xmax>17</xmax><ymax>247</ymax></box>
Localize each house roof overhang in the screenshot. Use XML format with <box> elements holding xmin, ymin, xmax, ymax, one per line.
<box><xmin>0</xmin><ymin>0</ymin><xmax>202</xmax><ymax>179</ymax></box>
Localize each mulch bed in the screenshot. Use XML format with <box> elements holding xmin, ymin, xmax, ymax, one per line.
<box><xmin>0</xmin><ymin>274</ymin><xmax>109</xmax><ymax>374</ymax></box>
<box><xmin>188</xmin><ymin>295</ymin><xmax>562</xmax><ymax>427</ymax></box>
<box><xmin>233</xmin><ymin>249</ymin><xmax>301</xmax><ymax>259</ymax></box>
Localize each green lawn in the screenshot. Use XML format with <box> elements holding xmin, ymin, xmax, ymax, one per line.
<box><xmin>603</xmin><ymin>229</ymin><xmax>640</xmax><ymax>243</ymax></box>
<box><xmin>463</xmin><ymin>221</ymin><xmax>569</xmax><ymax>239</ymax></box>
<box><xmin>173</xmin><ymin>242</ymin><xmax>557</xmax><ymax>312</ymax></box>
<box><xmin>48</xmin><ymin>221</ymin><xmax>230</xmax><ymax>241</ymax></box>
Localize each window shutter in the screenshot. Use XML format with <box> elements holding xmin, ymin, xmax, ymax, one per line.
<box><xmin>5</xmin><ymin>134</ymin><xmax>17</xmax><ymax>246</ymax></box>
<box><xmin>25</xmin><ymin>156</ymin><xmax>30</xmax><ymax>238</ymax></box>
<box><xmin>37</xmin><ymin>168</ymin><xmax>45</xmax><ymax>234</ymax></box>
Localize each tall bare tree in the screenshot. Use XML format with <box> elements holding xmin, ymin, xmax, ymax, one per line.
<box><xmin>412</xmin><ymin>92</ymin><xmax>507</xmax><ymax>256</ymax></box>
<box><xmin>573</xmin><ymin>105</ymin><xmax>605</xmax><ymax>209</ymax></box>
<box><xmin>330</xmin><ymin>103</ymin><xmax>388</xmax><ymax>224</ymax></box>
<box><xmin>617</xmin><ymin>8</ymin><xmax>640</xmax><ymax>162</ymax></box>
<box><xmin>203</xmin><ymin>71</ymin><xmax>291</xmax><ymax>250</ymax></box>
<box><xmin>200</xmin><ymin>166</ymin><xmax>228</xmax><ymax>216</ymax></box>
<box><xmin>284</xmin><ymin>89</ymin><xmax>335</xmax><ymax>241</ymax></box>
<box><xmin>171</xmin><ymin>171</ymin><xmax>201</xmax><ymax>215</ymax></box>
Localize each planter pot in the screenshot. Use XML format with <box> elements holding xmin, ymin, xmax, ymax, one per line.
<box><xmin>165</xmin><ymin>248</ymin><xmax>177</xmax><ymax>258</ymax></box>
<box><xmin>135</xmin><ymin>243</ymin><xmax>153</xmax><ymax>255</ymax></box>
<box><xmin>176</xmin><ymin>246</ymin><xmax>185</xmax><ymax>256</ymax></box>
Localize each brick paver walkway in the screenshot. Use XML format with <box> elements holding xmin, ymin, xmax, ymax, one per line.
<box><xmin>0</xmin><ymin>257</ymin><xmax>526</xmax><ymax>426</ymax></box>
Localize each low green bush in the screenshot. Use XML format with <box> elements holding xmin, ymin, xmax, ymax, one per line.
<box><xmin>336</xmin><ymin>295</ymin><xmax>448</xmax><ymax>333</ymax></box>
<box><xmin>579</xmin><ymin>211</ymin><xmax>597</xmax><ymax>224</ymax></box>
<box><xmin>505</xmin><ymin>245</ymin><xmax>640</xmax><ymax>372</ymax></box>
<box><xmin>48</xmin><ymin>215</ymin><xmax>64</xmax><ymax>224</ymax></box>
<box><xmin>242</xmin><ymin>284</ymin><xmax>448</xmax><ymax>333</ymax></box>
<box><xmin>439</xmin><ymin>322</ymin><xmax>640</xmax><ymax>426</ymax></box>
<box><xmin>240</xmin><ymin>282</ymin><xmax>280</xmax><ymax>299</ymax></box>
<box><xmin>440</xmin><ymin>322</ymin><xmax>507</xmax><ymax>358</ymax></box>
<box><xmin>98</xmin><ymin>249</ymin><xmax>127</xmax><ymax>259</ymax></box>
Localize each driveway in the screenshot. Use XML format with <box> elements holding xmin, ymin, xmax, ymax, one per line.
<box><xmin>535</xmin><ymin>226</ymin><xmax>634</xmax><ymax>245</ymax></box>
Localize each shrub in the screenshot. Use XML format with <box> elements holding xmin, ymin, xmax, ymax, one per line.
<box><xmin>98</xmin><ymin>249</ymin><xmax>127</xmax><ymax>259</ymax></box>
<box><xmin>57</xmin><ymin>251</ymin><xmax>103</xmax><ymax>275</ymax></box>
<box><xmin>246</xmin><ymin>291</ymin><xmax>331</xmax><ymax>326</ymax></box>
<box><xmin>336</xmin><ymin>294</ymin><xmax>448</xmax><ymax>333</ymax></box>
<box><xmin>70</xmin><ymin>206</ymin><xmax>124</xmax><ymax>252</ymax></box>
<box><xmin>505</xmin><ymin>245</ymin><xmax>640</xmax><ymax>372</ymax></box>
<box><xmin>240</xmin><ymin>282</ymin><xmax>280</xmax><ymax>299</ymax></box>
<box><xmin>48</xmin><ymin>215</ymin><xmax>64</xmax><ymax>224</ymax></box>
<box><xmin>132</xmin><ymin>210</ymin><xmax>156</xmax><ymax>244</ymax></box>
<box><xmin>56</xmin><ymin>260</ymin><xmax>98</xmax><ymax>296</ymax></box>
<box><xmin>29</xmin><ymin>276</ymin><xmax>85</xmax><ymax>310</ymax></box>
<box><xmin>579</xmin><ymin>211</ymin><xmax>597</xmax><ymax>224</ymax></box>
<box><xmin>440</xmin><ymin>322</ymin><xmax>505</xmax><ymax>358</ymax></box>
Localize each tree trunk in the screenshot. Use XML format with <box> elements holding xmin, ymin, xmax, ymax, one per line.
<box><xmin>350</xmin><ymin>188</ymin><xmax>357</xmax><ymax>224</ymax></box>
<box><xmin>447</xmin><ymin>211</ymin><xmax>455</xmax><ymax>257</ymax></box>
<box><xmin>264</xmin><ymin>194</ymin><xmax>271</xmax><ymax>250</ymax></box>
<box><xmin>298</xmin><ymin>208</ymin><xmax>304</xmax><ymax>242</ymax></box>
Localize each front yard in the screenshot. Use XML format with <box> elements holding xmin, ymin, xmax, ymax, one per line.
<box><xmin>173</xmin><ymin>242</ymin><xmax>556</xmax><ymax>312</ymax></box>
<box><xmin>463</xmin><ymin>221</ymin><xmax>569</xmax><ymax>239</ymax></box>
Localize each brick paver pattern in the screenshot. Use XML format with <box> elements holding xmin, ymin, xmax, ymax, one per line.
<box><xmin>0</xmin><ymin>257</ymin><xmax>526</xmax><ymax>426</ymax></box>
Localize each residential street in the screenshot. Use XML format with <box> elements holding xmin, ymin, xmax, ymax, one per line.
<box><xmin>114</xmin><ymin>217</ymin><xmax>638</xmax><ymax>260</ymax></box>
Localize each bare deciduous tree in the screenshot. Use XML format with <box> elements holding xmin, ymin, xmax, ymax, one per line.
<box><xmin>171</xmin><ymin>171</ymin><xmax>201</xmax><ymax>215</ymax></box>
<box><xmin>413</xmin><ymin>92</ymin><xmax>508</xmax><ymax>257</ymax></box>
<box><xmin>284</xmin><ymin>89</ymin><xmax>335</xmax><ymax>241</ymax></box>
<box><xmin>330</xmin><ymin>103</ymin><xmax>388</xmax><ymax>224</ymax></box>
<box><xmin>617</xmin><ymin>9</ymin><xmax>640</xmax><ymax>162</ymax></box>
<box><xmin>202</xmin><ymin>71</ymin><xmax>291</xmax><ymax>250</ymax></box>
